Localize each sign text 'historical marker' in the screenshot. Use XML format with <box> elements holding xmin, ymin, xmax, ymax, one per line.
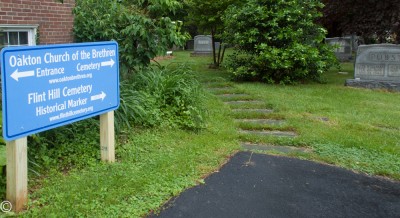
<box><xmin>1</xmin><ymin>41</ymin><xmax>120</xmax><ymax>140</ymax></box>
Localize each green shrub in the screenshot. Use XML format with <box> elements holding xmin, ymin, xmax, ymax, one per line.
<box><xmin>115</xmin><ymin>65</ymin><xmax>207</xmax><ymax>131</ymax></box>
<box><xmin>224</xmin><ymin>52</ymin><xmax>259</xmax><ymax>81</ymax></box>
<box><xmin>115</xmin><ymin>84</ymin><xmax>158</xmax><ymax>132</ymax></box>
<box><xmin>223</xmin><ymin>0</ymin><xmax>338</xmax><ymax>84</ymax></box>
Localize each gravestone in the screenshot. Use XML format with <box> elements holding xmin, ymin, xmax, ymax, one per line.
<box><xmin>194</xmin><ymin>35</ymin><xmax>212</xmax><ymax>54</ymax></box>
<box><xmin>342</xmin><ymin>35</ymin><xmax>361</xmax><ymax>52</ymax></box>
<box><xmin>350</xmin><ymin>35</ymin><xmax>360</xmax><ymax>51</ymax></box>
<box><xmin>190</xmin><ymin>35</ymin><xmax>220</xmax><ymax>56</ymax></box>
<box><xmin>186</xmin><ymin>39</ymin><xmax>194</xmax><ymax>50</ymax></box>
<box><xmin>345</xmin><ymin>44</ymin><xmax>400</xmax><ymax>91</ymax></box>
<box><xmin>215</xmin><ymin>41</ymin><xmax>221</xmax><ymax>49</ymax></box>
<box><xmin>325</xmin><ymin>37</ymin><xmax>353</xmax><ymax>61</ymax></box>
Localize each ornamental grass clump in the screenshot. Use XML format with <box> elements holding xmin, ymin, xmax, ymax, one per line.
<box><xmin>116</xmin><ymin>65</ymin><xmax>206</xmax><ymax>131</ymax></box>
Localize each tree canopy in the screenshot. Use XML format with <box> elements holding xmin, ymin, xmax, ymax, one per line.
<box><xmin>185</xmin><ymin>0</ymin><xmax>239</xmax><ymax>34</ymax></box>
<box><xmin>320</xmin><ymin>0</ymin><xmax>400</xmax><ymax>43</ymax></box>
<box><xmin>73</xmin><ymin>0</ymin><xmax>187</xmax><ymax>73</ymax></box>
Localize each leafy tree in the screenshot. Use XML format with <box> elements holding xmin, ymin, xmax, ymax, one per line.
<box><xmin>222</xmin><ymin>0</ymin><xmax>337</xmax><ymax>84</ymax></box>
<box><xmin>73</xmin><ymin>0</ymin><xmax>188</xmax><ymax>74</ymax></box>
<box><xmin>320</xmin><ymin>0</ymin><xmax>400</xmax><ymax>43</ymax></box>
<box><xmin>185</xmin><ymin>0</ymin><xmax>241</xmax><ymax>68</ymax></box>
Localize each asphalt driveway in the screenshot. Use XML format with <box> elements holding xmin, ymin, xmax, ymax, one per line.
<box><xmin>150</xmin><ymin>152</ymin><xmax>400</xmax><ymax>218</ymax></box>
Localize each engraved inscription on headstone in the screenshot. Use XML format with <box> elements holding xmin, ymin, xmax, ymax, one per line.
<box><xmin>194</xmin><ymin>35</ymin><xmax>212</xmax><ymax>53</ymax></box>
<box><xmin>388</xmin><ymin>65</ymin><xmax>400</xmax><ymax>77</ymax></box>
<box><xmin>369</xmin><ymin>53</ymin><xmax>400</xmax><ymax>62</ymax></box>
<box><xmin>334</xmin><ymin>40</ymin><xmax>346</xmax><ymax>53</ymax></box>
<box><xmin>355</xmin><ymin>64</ymin><xmax>385</xmax><ymax>76</ymax></box>
<box><xmin>198</xmin><ymin>40</ymin><xmax>209</xmax><ymax>45</ymax></box>
<box><xmin>354</xmin><ymin>44</ymin><xmax>400</xmax><ymax>81</ymax></box>
<box><xmin>325</xmin><ymin>37</ymin><xmax>352</xmax><ymax>61</ymax></box>
<box><xmin>191</xmin><ymin>35</ymin><xmax>220</xmax><ymax>56</ymax></box>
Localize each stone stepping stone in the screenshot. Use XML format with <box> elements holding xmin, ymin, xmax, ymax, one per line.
<box><xmin>374</xmin><ymin>125</ymin><xmax>399</xmax><ymax>131</ymax></box>
<box><xmin>203</xmin><ymin>80</ymin><xmax>228</xmax><ymax>84</ymax></box>
<box><xmin>207</xmin><ymin>87</ymin><xmax>234</xmax><ymax>91</ymax></box>
<box><xmin>217</xmin><ymin>93</ymin><xmax>251</xmax><ymax>98</ymax></box>
<box><xmin>241</xmin><ymin>142</ymin><xmax>310</xmax><ymax>153</ymax></box>
<box><xmin>205</xmin><ymin>83</ymin><xmax>231</xmax><ymax>88</ymax></box>
<box><xmin>224</xmin><ymin>100</ymin><xmax>263</xmax><ymax>105</ymax></box>
<box><xmin>232</xmin><ymin>108</ymin><xmax>274</xmax><ymax>113</ymax></box>
<box><xmin>238</xmin><ymin>129</ymin><xmax>297</xmax><ymax>137</ymax></box>
<box><xmin>202</xmin><ymin>78</ymin><xmax>227</xmax><ymax>83</ymax></box>
<box><xmin>235</xmin><ymin>119</ymin><xmax>285</xmax><ymax>125</ymax></box>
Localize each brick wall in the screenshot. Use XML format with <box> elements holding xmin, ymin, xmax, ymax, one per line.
<box><xmin>0</xmin><ymin>0</ymin><xmax>75</xmax><ymax>44</ymax></box>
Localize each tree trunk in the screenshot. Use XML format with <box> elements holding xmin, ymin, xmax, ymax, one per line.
<box><xmin>211</xmin><ymin>28</ymin><xmax>217</xmax><ymax>67</ymax></box>
<box><xmin>220</xmin><ymin>44</ymin><xmax>226</xmax><ymax>64</ymax></box>
<box><xmin>216</xmin><ymin>42</ymin><xmax>222</xmax><ymax>67</ymax></box>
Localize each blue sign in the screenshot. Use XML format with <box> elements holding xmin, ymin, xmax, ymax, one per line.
<box><xmin>1</xmin><ymin>41</ymin><xmax>119</xmax><ymax>141</ymax></box>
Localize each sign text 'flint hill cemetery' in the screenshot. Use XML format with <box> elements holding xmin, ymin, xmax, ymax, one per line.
<box><xmin>1</xmin><ymin>41</ymin><xmax>120</xmax><ymax>140</ymax></box>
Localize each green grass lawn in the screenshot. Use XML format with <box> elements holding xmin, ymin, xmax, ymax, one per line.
<box><xmin>159</xmin><ymin>51</ymin><xmax>400</xmax><ymax>179</ymax></box>
<box><xmin>235</xmin><ymin>64</ymin><xmax>400</xmax><ymax>178</ymax></box>
<box><xmin>3</xmin><ymin>50</ymin><xmax>400</xmax><ymax>216</ymax></box>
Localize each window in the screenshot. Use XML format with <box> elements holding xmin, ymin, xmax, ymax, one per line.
<box><xmin>0</xmin><ymin>25</ymin><xmax>37</xmax><ymax>77</ymax></box>
<box><xmin>0</xmin><ymin>31</ymin><xmax>29</xmax><ymax>47</ymax></box>
<box><xmin>0</xmin><ymin>25</ymin><xmax>37</xmax><ymax>50</ymax></box>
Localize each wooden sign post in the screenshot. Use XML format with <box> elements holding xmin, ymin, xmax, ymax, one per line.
<box><xmin>100</xmin><ymin>111</ymin><xmax>115</xmax><ymax>162</ymax></box>
<box><xmin>6</xmin><ymin>111</ymin><xmax>116</xmax><ymax>212</ymax></box>
<box><xmin>6</xmin><ymin>137</ymin><xmax>28</xmax><ymax>212</ymax></box>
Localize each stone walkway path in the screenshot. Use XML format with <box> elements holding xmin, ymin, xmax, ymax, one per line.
<box><xmin>206</xmin><ymin>78</ymin><xmax>309</xmax><ymax>155</ymax></box>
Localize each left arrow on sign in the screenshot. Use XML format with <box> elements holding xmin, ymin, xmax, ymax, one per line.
<box><xmin>10</xmin><ymin>69</ymin><xmax>35</xmax><ymax>82</ymax></box>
